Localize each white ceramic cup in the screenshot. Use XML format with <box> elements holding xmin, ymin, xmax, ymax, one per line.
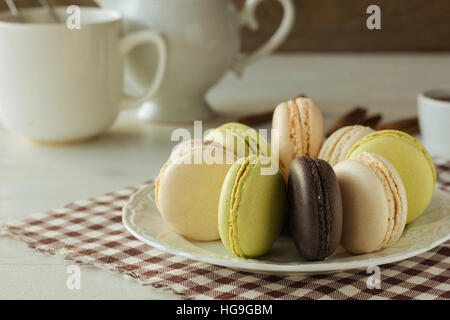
<box><xmin>418</xmin><ymin>89</ymin><xmax>450</xmax><ymax>158</ymax></box>
<box><xmin>0</xmin><ymin>7</ymin><xmax>166</xmax><ymax>143</ymax></box>
<box><xmin>97</xmin><ymin>0</ymin><xmax>295</xmax><ymax>122</ymax></box>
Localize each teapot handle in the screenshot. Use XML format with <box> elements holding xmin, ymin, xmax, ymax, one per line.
<box><xmin>119</xmin><ymin>30</ymin><xmax>167</xmax><ymax>110</ymax></box>
<box><xmin>233</xmin><ymin>0</ymin><xmax>295</xmax><ymax>76</ymax></box>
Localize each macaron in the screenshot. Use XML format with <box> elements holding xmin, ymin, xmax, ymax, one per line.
<box><xmin>169</xmin><ymin>138</ymin><xmax>203</xmax><ymax>159</ymax></box>
<box><xmin>319</xmin><ymin>125</ymin><xmax>375</xmax><ymax>167</ymax></box>
<box><xmin>169</xmin><ymin>139</ymin><xmax>235</xmax><ymax>164</ymax></box>
<box><xmin>288</xmin><ymin>157</ymin><xmax>343</xmax><ymax>261</ymax></box>
<box><xmin>218</xmin><ymin>155</ymin><xmax>286</xmax><ymax>258</ymax></box>
<box><xmin>272</xmin><ymin>97</ymin><xmax>324</xmax><ymax>179</ymax></box>
<box><xmin>155</xmin><ymin>140</ymin><xmax>235</xmax><ymax>241</ymax></box>
<box><xmin>205</xmin><ymin>122</ymin><xmax>271</xmax><ymax>159</ymax></box>
<box><xmin>334</xmin><ymin>152</ymin><xmax>408</xmax><ymax>254</ymax></box>
<box><xmin>346</xmin><ymin>130</ymin><xmax>436</xmax><ymax>224</ymax></box>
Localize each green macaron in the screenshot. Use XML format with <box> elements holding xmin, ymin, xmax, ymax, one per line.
<box><xmin>205</xmin><ymin>123</ymin><xmax>271</xmax><ymax>158</ymax></box>
<box><xmin>218</xmin><ymin>155</ymin><xmax>286</xmax><ymax>258</ymax></box>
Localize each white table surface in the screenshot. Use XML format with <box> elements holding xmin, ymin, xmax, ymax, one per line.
<box><xmin>1</xmin><ymin>53</ymin><xmax>449</xmax><ymax>300</ymax></box>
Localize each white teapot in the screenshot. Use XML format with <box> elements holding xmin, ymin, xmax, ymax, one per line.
<box><xmin>97</xmin><ymin>0</ymin><xmax>295</xmax><ymax>122</ymax></box>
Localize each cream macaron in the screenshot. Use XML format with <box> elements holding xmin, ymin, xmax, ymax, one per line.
<box><xmin>334</xmin><ymin>152</ymin><xmax>408</xmax><ymax>254</ymax></box>
<box><xmin>272</xmin><ymin>97</ymin><xmax>324</xmax><ymax>179</ymax></box>
<box><xmin>155</xmin><ymin>140</ymin><xmax>235</xmax><ymax>241</ymax></box>
<box><xmin>319</xmin><ymin>125</ymin><xmax>375</xmax><ymax>167</ymax></box>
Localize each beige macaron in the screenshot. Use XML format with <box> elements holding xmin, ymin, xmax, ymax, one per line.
<box><xmin>155</xmin><ymin>141</ymin><xmax>235</xmax><ymax>241</ymax></box>
<box><xmin>334</xmin><ymin>152</ymin><xmax>407</xmax><ymax>254</ymax></box>
<box><xmin>319</xmin><ymin>125</ymin><xmax>375</xmax><ymax>167</ymax></box>
<box><xmin>272</xmin><ymin>97</ymin><xmax>323</xmax><ymax>179</ymax></box>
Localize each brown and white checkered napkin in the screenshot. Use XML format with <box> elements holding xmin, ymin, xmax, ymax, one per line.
<box><xmin>1</xmin><ymin>158</ymin><xmax>450</xmax><ymax>300</ymax></box>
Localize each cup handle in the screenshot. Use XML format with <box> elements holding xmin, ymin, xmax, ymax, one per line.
<box><xmin>119</xmin><ymin>30</ymin><xmax>167</xmax><ymax>110</ymax></box>
<box><xmin>233</xmin><ymin>0</ymin><xmax>295</xmax><ymax>76</ymax></box>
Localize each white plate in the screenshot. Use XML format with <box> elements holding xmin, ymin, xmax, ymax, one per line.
<box><xmin>123</xmin><ymin>183</ymin><xmax>450</xmax><ymax>275</ymax></box>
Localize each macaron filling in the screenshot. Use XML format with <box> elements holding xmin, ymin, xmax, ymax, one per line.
<box><xmin>287</xmin><ymin>100</ymin><xmax>303</xmax><ymax>159</ymax></box>
<box><xmin>304</xmin><ymin>157</ymin><xmax>331</xmax><ymax>258</ymax></box>
<box><xmin>356</xmin><ymin>152</ymin><xmax>406</xmax><ymax>249</ymax></box>
<box><xmin>298</xmin><ymin>100</ymin><xmax>311</xmax><ymax>155</ymax></box>
<box><xmin>228</xmin><ymin>157</ymin><xmax>254</xmax><ymax>257</ymax></box>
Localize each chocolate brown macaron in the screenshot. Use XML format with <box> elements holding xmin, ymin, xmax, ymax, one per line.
<box><xmin>288</xmin><ymin>157</ymin><xmax>343</xmax><ymax>261</ymax></box>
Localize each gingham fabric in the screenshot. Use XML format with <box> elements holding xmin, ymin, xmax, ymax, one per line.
<box><xmin>1</xmin><ymin>158</ymin><xmax>449</xmax><ymax>300</ymax></box>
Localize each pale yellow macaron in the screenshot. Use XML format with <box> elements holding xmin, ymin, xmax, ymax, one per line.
<box><xmin>346</xmin><ymin>130</ymin><xmax>436</xmax><ymax>224</ymax></box>
<box><xmin>272</xmin><ymin>97</ymin><xmax>323</xmax><ymax>179</ymax></box>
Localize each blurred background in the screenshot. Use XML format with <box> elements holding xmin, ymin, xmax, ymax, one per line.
<box><xmin>2</xmin><ymin>0</ymin><xmax>450</xmax><ymax>52</ymax></box>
